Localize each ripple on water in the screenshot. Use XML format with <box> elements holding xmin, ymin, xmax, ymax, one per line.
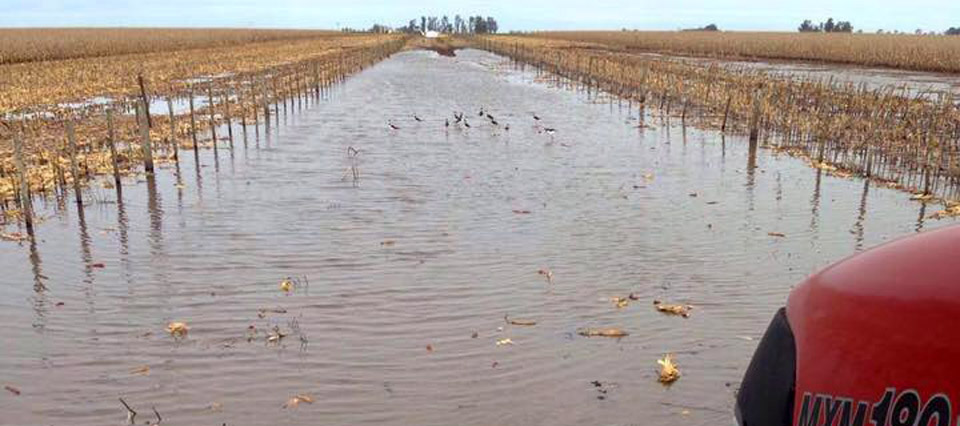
<box><xmin>0</xmin><ymin>49</ymin><xmax>955</xmax><ymax>426</ymax></box>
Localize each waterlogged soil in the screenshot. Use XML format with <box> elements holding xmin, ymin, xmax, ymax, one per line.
<box><xmin>1</xmin><ymin>49</ymin><xmax>955</xmax><ymax>426</ymax></box>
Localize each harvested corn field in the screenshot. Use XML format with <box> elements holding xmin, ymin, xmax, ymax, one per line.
<box><xmin>531</xmin><ymin>31</ymin><xmax>960</xmax><ymax>74</ymax></box>
<box><xmin>0</xmin><ymin>32</ymin><xmax>406</xmax><ymax>210</ymax></box>
<box><xmin>0</xmin><ymin>28</ymin><xmax>343</xmax><ymax>65</ymax></box>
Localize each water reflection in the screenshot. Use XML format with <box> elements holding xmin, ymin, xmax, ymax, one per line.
<box><xmin>28</xmin><ymin>232</ymin><xmax>47</xmax><ymax>330</ymax></box>
<box><xmin>745</xmin><ymin>137</ymin><xmax>758</xmax><ymax>211</ymax></box>
<box><xmin>194</xmin><ymin>155</ymin><xmax>204</xmax><ymax>202</ymax></box>
<box><xmin>145</xmin><ymin>174</ymin><xmax>163</xmax><ymax>255</ymax></box>
<box><xmin>809</xmin><ymin>168</ymin><xmax>823</xmax><ymax>235</ymax></box>
<box><xmin>916</xmin><ymin>202</ymin><xmax>928</xmax><ymax>233</ymax></box>
<box><xmin>75</xmin><ymin>202</ymin><xmax>95</xmax><ymax>314</ymax></box>
<box><xmin>116</xmin><ymin>187</ymin><xmax>129</xmax><ymax>256</ymax></box>
<box><xmin>853</xmin><ymin>180</ymin><xmax>870</xmax><ymax>251</ymax></box>
<box><xmin>745</xmin><ymin>138</ymin><xmax>758</xmax><ymax>186</ymax></box>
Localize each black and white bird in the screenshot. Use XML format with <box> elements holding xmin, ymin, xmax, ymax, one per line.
<box><xmin>445</xmin><ymin>119</ymin><xmax>450</xmax><ymax>128</ymax></box>
<box><xmin>491</xmin><ymin>119</ymin><xmax>499</xmax><ymax>126</ymax></box>
<box><xmin>389</xmin><ymin>122</ymin><xmax>400</xmax><ymax>130</ymax></box>
<box><xmin>414</xmin><ymin>114</ymin><xmax>423</xmax><ymax>122</ymax></box>
<box><xmin>478</xmin><ymin>108</ymin><xmax>484</xmax><ymax>117</ymax></box>
<box><xmin>464</xmin><ymin>120</ymin><xmax>471</xmax><ymax>128</ymax></box>
<box><xmin>504</xmin><ymin>124</ymin><xmax>510</xmax><ymax>132</ymax></box>
<box><xmin>533</xmin><ymin>113</ymin><xmax>541</xmax><ymax>121</ymax></box>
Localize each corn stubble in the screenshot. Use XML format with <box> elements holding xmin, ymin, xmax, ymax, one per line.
<box><xmin>476</xmin><ymin>35</ymin><xmax>960</xmax><ymax>207</ymax></box>
<box><xmin>0</xmin><ymin>31</ymin><xmax>407</xmax><ymax>209</ymax></box>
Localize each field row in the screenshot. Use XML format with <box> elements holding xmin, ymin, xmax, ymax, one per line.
<box><xmin>477</xmin><ymin>35</ymin><xmax>960</xmax><ymax>204</ymax></box>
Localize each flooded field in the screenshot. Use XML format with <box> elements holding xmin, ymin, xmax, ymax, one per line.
<box><xmin>1</xmin><ymin>49</ymin><xmax>955</xmax><ymax>425</ymax></box>
<box><xmin>638</xmin><ymin>51</ymin><xmax>960</xmax><ymax>98</ymax></box>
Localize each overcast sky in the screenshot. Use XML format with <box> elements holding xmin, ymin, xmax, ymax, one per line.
<box><xmin>2</xmin><ymin>0</ymin><xmax>958</xmax><ymax>32</ymax></box>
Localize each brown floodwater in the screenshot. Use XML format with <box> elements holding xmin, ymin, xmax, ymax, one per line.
<box><xmin>1</xmin><ymin>49</ymin><xmax>956</xmax><ymax>426</ymax></box>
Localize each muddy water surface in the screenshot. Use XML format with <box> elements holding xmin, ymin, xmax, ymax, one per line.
<box><xmin>1</xmin><ymin>49</ymin><xmax>954</xmax><ymax>425</ymax></box>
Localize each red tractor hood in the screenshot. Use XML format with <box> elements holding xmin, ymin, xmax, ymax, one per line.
<box><xmin>787</xmin><ymin>224</ymin><xmax>960</xmax><ymax>426</ymax></box>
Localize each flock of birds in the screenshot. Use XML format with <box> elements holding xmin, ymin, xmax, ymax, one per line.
<box><xmin>387</xmin><ymin>107</ymin><xmax>557</xmax><ymax>137</ymax></box>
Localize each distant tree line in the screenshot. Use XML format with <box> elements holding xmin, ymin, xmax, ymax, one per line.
<box><xmin>342</xmin><ymin>15</ymin><xmax>499</xmax><ymax>34</ymax></box>
<box><xmin>408</xmin><ymin>15</ymin><xmax>498</xmax><ymax>34</ymax></box>
<box><xmin>681</xmin><ymin>23</ymin><xmax>719</xmax><ymax>32</ymax></box>
<box><xmin>947</xmin><ymin>27</ymin><xmax>960</xmax><ymax>35</ymax></box>
<box><xmin>798</xmin><ymin>18</ymin><xmax>853</xmax><ymax>33</ymax></box>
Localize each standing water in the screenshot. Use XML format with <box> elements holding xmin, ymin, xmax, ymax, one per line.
<box><xmin>1</xmin><ymin>49</ymin><xmax>954</xmax><ymax>425</ymax></box>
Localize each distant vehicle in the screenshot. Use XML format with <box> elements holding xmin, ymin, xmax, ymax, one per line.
<box><xmin>735</xmin><ymin>225</ymin><xmax>960</xmax><ymax>426</ymax></box>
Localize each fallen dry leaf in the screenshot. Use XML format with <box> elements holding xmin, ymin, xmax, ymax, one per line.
<box><xmin>577</xmin><ymin>328</ymin><xmax>628</xmax><ymax>338</ymax></box>
<box><xmin>4</xmin><ymin>385</ymin><xmax>20</xmax><ymax>396</ymax></box>
<box><xmin>767</xmin><ymin>232</ymin><xmax>786</xmax><ymax>238</ymax></box>
<box><xmin>380</xmin><ymin>240</ymin><xmax>395</xmax><ymax>246</ymax></box>
<box><xmin>653</xmin><ymin>300</ymin><xmax>692</xmax><ymax>318</ymax></box>
<box><xmin>279</xmin><ymin>278</ymin><xmax>294</xmax><ymax>293</ymax></box>
<box><xmin>537</xmin><ymin>268</ymin><xmax>554</xmax><ymax>284</ymax></box>
<box><xmin>505</xmin><ymin>315</ymin><xmax>537</xmax><ymax>326</ymax></box>
<box><xmin>426</xmin><ymin>344</ymin><xmax>433</xmax><ymax>352</ymax></box>
<box><xmin>283</xmin><ymin>394</ymin><xmax>315</xmax><ymax>409</ymax></box>
<box><xmin>512</xmin><ymin>209</ymin><xmax>531</xmax><ymax>214</ymax></box>
<box><xmin>91</xmin><ymin>262</ymin><xmax>105</xmax><ymax>268</ymax></box>
<box><xmin>658</xmin><ymin>354</ymin><xmax>681</xmax><ymax>383</ymax></box>
<box><xmin>0</xmin><ymin>232</ymin><xmax>28</xmax><ymax>242</ymax></box>
<box><xmin>166</xmin><ymin>321</ymin><xmax>189</xmax><ymax>337</ymax></box>
<box><xmin>267</xmin><ymin>331</ymin><xmax>286</xmax><ymax>344</ymax></box>
<box><xmin>929</xmin><ymin>203</ymin><xmax>960</xmax><ymax>219</ymax></box>
<box><xmin>496</xmin><ymin>338</ymin><xmax>515</xmax><ymax>346</ymax></box>
<box><xmin>611</xmin><ymin>297</ymin><xmax>630</xmax><ymax>309</ymax></box>
<box><xmin>130</xmin><ymin>365</ymin><xmax>150</xmax><ymax>376</ymax></box>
